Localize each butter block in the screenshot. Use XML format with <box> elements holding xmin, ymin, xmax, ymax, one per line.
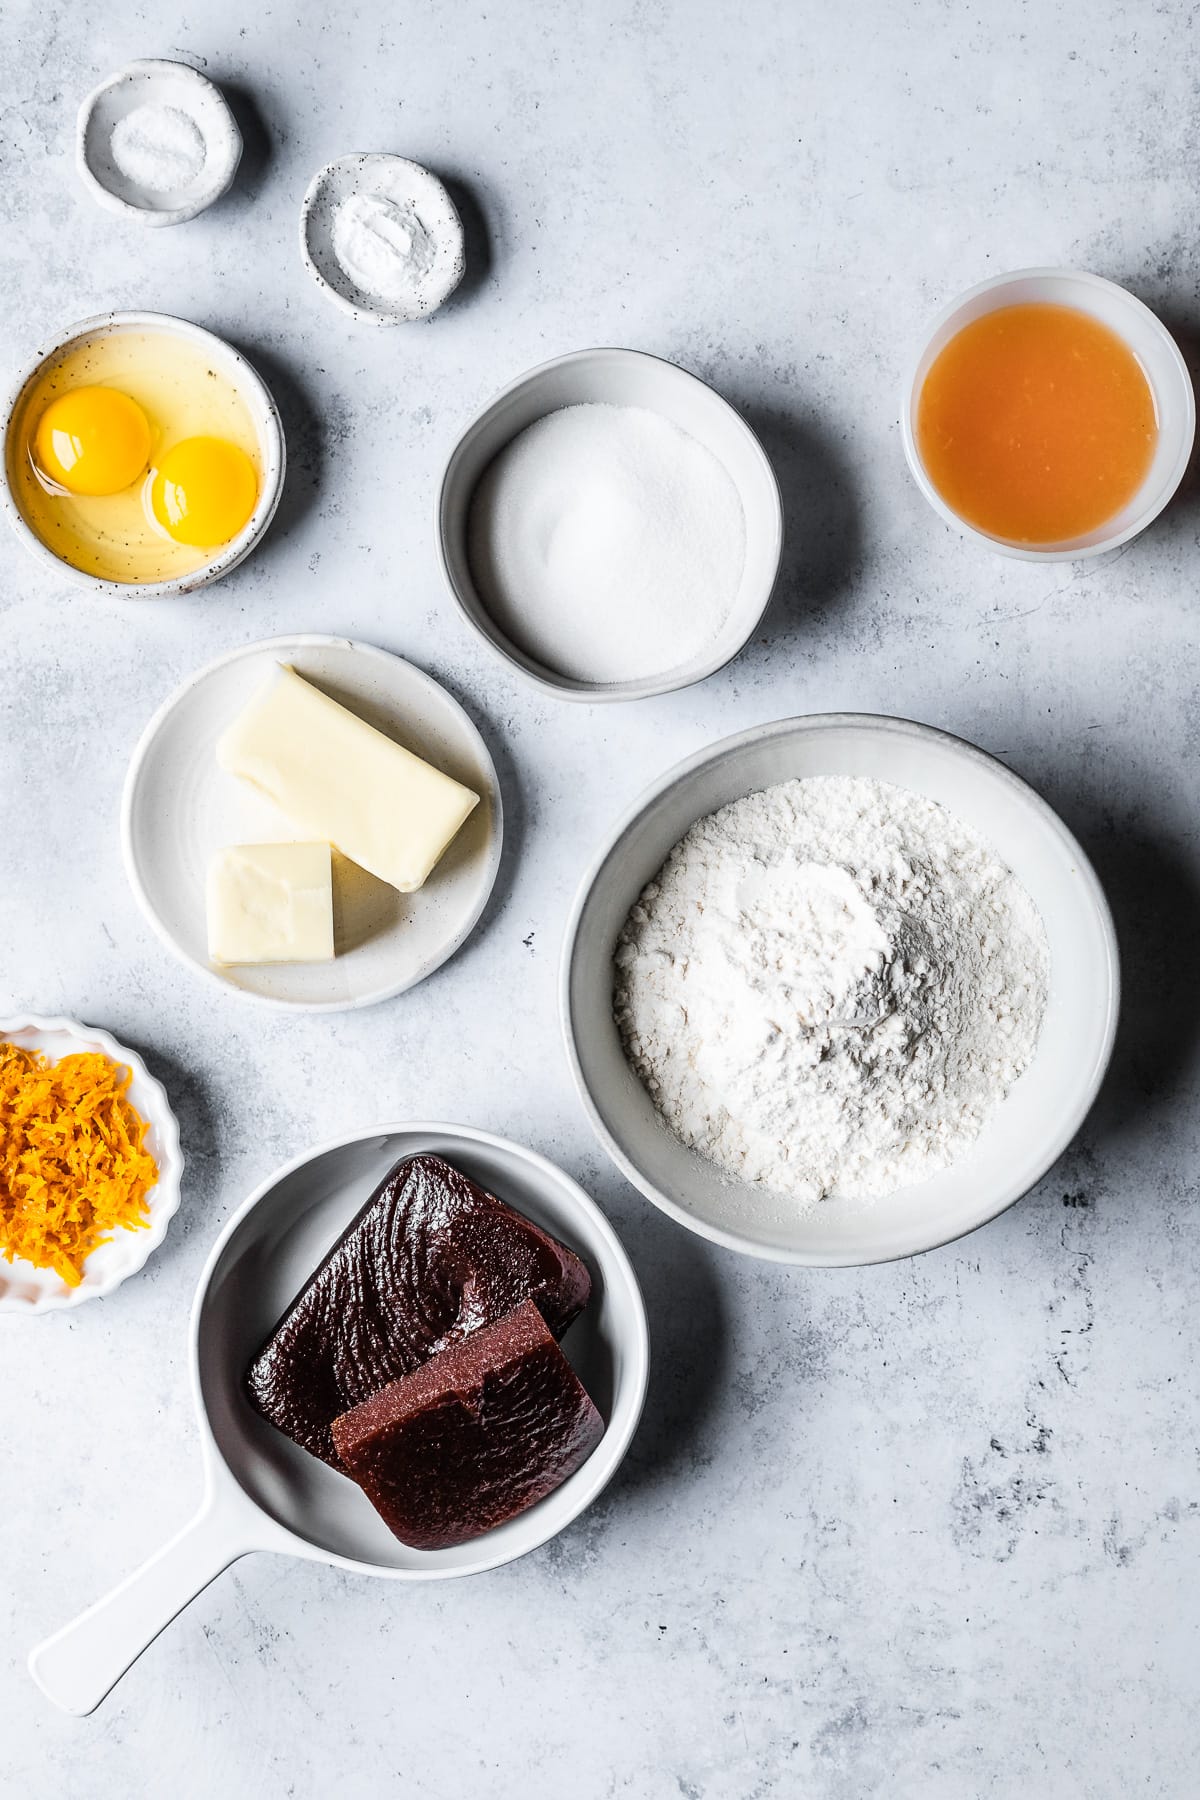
<box><xmin>207</xmin><ymin>842</ymin><xmax>335</xmax><ymax>966</ymax></box>
<box><xmin>216</xmin><ymin>665</ymin><xmax>480</xmax><ymax>893</ymax></box>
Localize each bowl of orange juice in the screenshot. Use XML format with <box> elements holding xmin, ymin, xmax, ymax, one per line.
<box><xmin>902</xmin><ymin>269</ymin><xmax>1194</xmax><ymax>561</ymax></box>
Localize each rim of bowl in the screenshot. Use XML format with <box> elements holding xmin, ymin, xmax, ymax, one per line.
<box><xmin>0</xmin><ymin>1012</ymin><xmax>184</xmax><ymax>1313</ymax></box>
<box><xmin>1</xmin><ymin>310</ymin><xmax>286</xmax><ymax>599</ymax></box>
<box><xmin>436</xmin><ymin>346</ymin><xmax>784</xmax><ymax>702</ymax></box>
<box><xmin>559</xmin><ymin>710</ymin><xmax>1122</xmax><ymax>1267</ymax></box>
<box><xmin>298</xmin><ymin>154</ymin><xmax>463</xmax><ymax>326</ymax></box>
<box><xmin>187</xmin><ymin>1120</ymin><xmax>650</xmax><ymax>1580</ymax></box>
<box><xmin>118</xmin><ymin>633</ymin><xmax>505</xmax><ymax>1013</ymax></box>
<box><xmin>75</xmin><ymin>59</ymin><xmax>242</xmax><ymax>227</ymax></box>
<box><xmin>900</xmin><ymin>267</ymin><xmax>1196</xmax><ymax>562</ymax></box>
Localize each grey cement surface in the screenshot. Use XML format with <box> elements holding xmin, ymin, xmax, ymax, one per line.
<box><xmin>2</xmin><ymin>1</ymin><xmax>1199</xmax><ymax>1795</ymax></box>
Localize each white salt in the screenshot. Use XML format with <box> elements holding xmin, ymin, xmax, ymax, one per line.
<box><xmin>467</xmin><ymin>403</ymin><xmax>746</xmax><ymax>684</ymax></box>
<box><xmin>110</xmin><ymin>103</ymin><xmax>207</xmax><ymax>193</ymax></box>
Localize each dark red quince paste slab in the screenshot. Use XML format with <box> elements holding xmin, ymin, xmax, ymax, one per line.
<box><xmin>246</xmin><ymin>1154</ymin><xmax>592</xmax><ymax>1466</ymax></box>
<box><xmin>331</xmin><ymin>1298</ymin><xmax>605</xmax><ymax>1549</ymax></box>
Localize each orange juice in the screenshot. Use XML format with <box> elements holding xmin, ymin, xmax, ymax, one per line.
<box><xmin>916</xmin><ymin>302</ymin><xmax>1158</xmax><ymax>543</ymax></box>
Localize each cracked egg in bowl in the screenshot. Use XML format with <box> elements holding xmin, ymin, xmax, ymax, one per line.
<box><xmin>2</xmin><ymin>311</ymin><xmax>284</xmax><ymax>596</ymax></box>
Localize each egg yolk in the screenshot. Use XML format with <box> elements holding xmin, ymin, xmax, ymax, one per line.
<box><xmin>150</xmin><ymin>437</ymin><xmax>258</xmax><ymax>548</ymax></box>
<box><xmin>33</xmin><ymin>386</ymin><xmax>152</xmax><ymax>496</ymax></box>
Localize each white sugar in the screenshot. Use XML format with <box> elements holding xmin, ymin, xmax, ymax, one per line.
<box><xmin>467</xmin><ymin>403</ymin><xmax>746</xmax><ymax>684</ymax></box>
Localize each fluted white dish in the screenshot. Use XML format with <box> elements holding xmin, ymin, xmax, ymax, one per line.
<box><xmin>0</xmin><ymin>1014</ymin><xmax>183</xmax><ymax>1313</ymax></box>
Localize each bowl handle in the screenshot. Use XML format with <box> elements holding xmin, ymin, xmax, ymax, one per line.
<box><xmin>27</xmin><ymin>1479</ymin><xmax>263</xmax><ymax>1715</ymax></box>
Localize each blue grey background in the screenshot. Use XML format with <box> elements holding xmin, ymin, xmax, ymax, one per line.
<box><xmin>2</xmin><ymin>1</ymin><xmax>1198</xmax><ymax>1794</ymax></box>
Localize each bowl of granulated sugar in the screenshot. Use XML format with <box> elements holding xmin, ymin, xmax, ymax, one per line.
<box><xmin>438</xmin><ymin>349</ymin><xmax>783</xmax><ymax>701</ymax></box>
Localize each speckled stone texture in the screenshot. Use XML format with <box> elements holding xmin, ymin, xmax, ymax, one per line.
<box><xmin>2</xmin><ymin>1</ymin><xmax>1199</xmax><ymax>1795</ymax></box>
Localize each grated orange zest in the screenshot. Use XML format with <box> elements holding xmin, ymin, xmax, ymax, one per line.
<box><xmin>0</xmin><ymin>1044</ymin><xmax>159</xmax><ymax>1286</ymax></box>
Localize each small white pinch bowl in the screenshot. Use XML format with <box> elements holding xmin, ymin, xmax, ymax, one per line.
<box><xmin>121</xmin><ymin>634</ymin><xmax>503</xmax><ymax>1012</ymax></box>
<box><xmin>0</xmin><ymin>1015</ymin><xmax>183</xmax><ymax>1314</ymax></box>
<box><xmin>902</xmin><ymin>267</ymin><xmax>1195</xmax><ymax>561</ymax></box>
<box><xmin>300</xmin><ymin>154</ymin><xmax>465</xmax><ymax>324</ymax></box>
<box><xmin>77</xmin><ymin>59</ymin><xmax>242</xmax><ymax>227</ymax></box>
<box><xmin>438</xmin><ymin>348</ymin><xmax>784</xmax><ymax>702</ymax></box>
<box><xmin>1</xmin><ymin>310</ymin><xmax>285</xmax><ymax>599</ymax></box>
<box><xmin>561</xmin><ymin>713</ymin><xmax>1120</xmax><ymax>1267</ymax></box>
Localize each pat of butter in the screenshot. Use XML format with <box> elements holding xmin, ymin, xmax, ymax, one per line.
<box><xmin>207</xmin><ymin>842</ymin><xmax>335</xmax><ymax>966</ymax></box>
<box><xmin>216</xmin><ymin>665</ymin><xmax>480</xmax><ymax>893</ymax></box>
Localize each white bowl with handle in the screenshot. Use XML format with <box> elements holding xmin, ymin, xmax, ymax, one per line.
<box><xmin>28</xmin><ymin>1122</ymin><xmax>648</xmax><ymax>1714</ymax></box>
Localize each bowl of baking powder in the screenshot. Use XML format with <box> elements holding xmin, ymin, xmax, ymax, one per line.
<box><xmin>562</xmin><ymin>713</ymin><xmax>1119</xmax><ymax>1265</ymax></box>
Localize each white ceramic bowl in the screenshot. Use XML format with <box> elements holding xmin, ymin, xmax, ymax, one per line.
<box><xmin>0</xmin><ymin>1015</ymin><xmax>183</xmax><ymax>1313</ymax></box>
<box><xmin>438</xmin><ymin>348</ymin><xmax>783</xmax><ymax>701</ymax></box>
<box><xmin>76</xmin><ymin>59</ymin><xmax>242</xmax><ymax>227</ymax></box>
<box><xmin>2</xmin><ymin>310</ymin><xmax>285</xmax><ymax>598</ymax></box>
<box><xmin>121</xmin><ymin>635</ymin><xmax>503</xmax><ymax>1011</ymax></box>
<box><xmin>561</xmin><ymin>713</ymin><xmax>1120</xmax><ymax>1266</ymax></box>
<box><xmin>902</xmin><ymin>268</ymin><xmax>1195</xmax><ymax>561</ymax></box>
<box><xmin>30</xmin><ymin>1123</ymin><xmax>648</xmax><ymax>1714</ymax></box>
<box><xmin>300</xmin><ymin>154</ymin><xmax>465</xmax><ymax>324</ymax></box>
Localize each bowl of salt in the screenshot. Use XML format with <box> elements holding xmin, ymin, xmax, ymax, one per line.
<box><xmin>76</xmin><ymin>59</ymin><xmax>242</xmax><ymax>227</ymax></box>
<box><xmin>438</xmin><ymin>348</ymin><xmax>784</xmax><ymax>702</ymax></box>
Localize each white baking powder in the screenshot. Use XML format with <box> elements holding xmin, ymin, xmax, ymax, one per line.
<box><xmin>614</xmin><ymin>776</ymin><xmax>1049</xmax><ymax>1206</ymax></box>
<box><xmin>332</xmin><ymin>193</ymin><xmax>437</xmax><ymax>305</ymax></box>
<box><xmin>110</xmin><ymin>104</ymin><xmax>207</xmax><ymax>193</ymax></box>
<box><xmin>467</xmin><ymin>403</ymin><xmax>746</xmax><ymax>683</ymax></box>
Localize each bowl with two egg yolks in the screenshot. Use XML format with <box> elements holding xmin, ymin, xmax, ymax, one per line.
<box><xmin>3</xmin><ymin>312</ymin><xmax>284</xmax><ymax>595</ymax></box>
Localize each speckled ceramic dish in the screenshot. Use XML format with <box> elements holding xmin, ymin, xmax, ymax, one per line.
<box><xmin>438</xmin><ymin>348</ymin><xmax>783</xmax><ymax>701</ymax></box>
<box><xmin>121</xmin><ymin>634</ymin><xmax>503</xmax><ymax>1010</ymax></box>
<box><xmin>0</xmin><ymin>1014</ymin><xmax>183</xmax><ymax>1313</ymax></box>
<box><xmin>562</xmin><ymin>713</ymin><xmax>1120</xmax><ymax>1265</ymax></box>
<box><xmin>28</xmin><ymin>1122</ymin><xmax>649</xmax><ymax>1714</ymax></box>
<box><xmin>1</xmin><ymin>310</ymin><xmax>285</xmax><ymax>597</ymax></box>
<box><xmin>300</xmin><ymin>154</ymin><xmax>465</xmax><ymax>324</ymax></box>
<box><xmin>77</xmin><ymin>59</ymin><xmax>242</xmax><ymax>227</ymax></box>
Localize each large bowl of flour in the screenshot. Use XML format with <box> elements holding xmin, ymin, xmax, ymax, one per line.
<box><xmin>561</xmin><ymin>714</ymin><xmax>1119</xmax><ymax>1265</ymax></box>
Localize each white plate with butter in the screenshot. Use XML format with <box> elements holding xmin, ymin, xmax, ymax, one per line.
<box><xmin>121</xmin><ymin>635</ymin><xmax>503</xmax><ymax>1010</ymax></box>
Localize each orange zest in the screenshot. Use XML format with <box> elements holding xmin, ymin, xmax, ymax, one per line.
<box><xmin>0</xmin><ymin>1044</ymin><xmax>158</xmax><ymax>1286</ymax></box>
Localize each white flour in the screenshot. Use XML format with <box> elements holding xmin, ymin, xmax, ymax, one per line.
<box><xmin>614</xmin><ymin>776</ymin><xmax>1049</xmax><ymax>1206</ymax></box>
